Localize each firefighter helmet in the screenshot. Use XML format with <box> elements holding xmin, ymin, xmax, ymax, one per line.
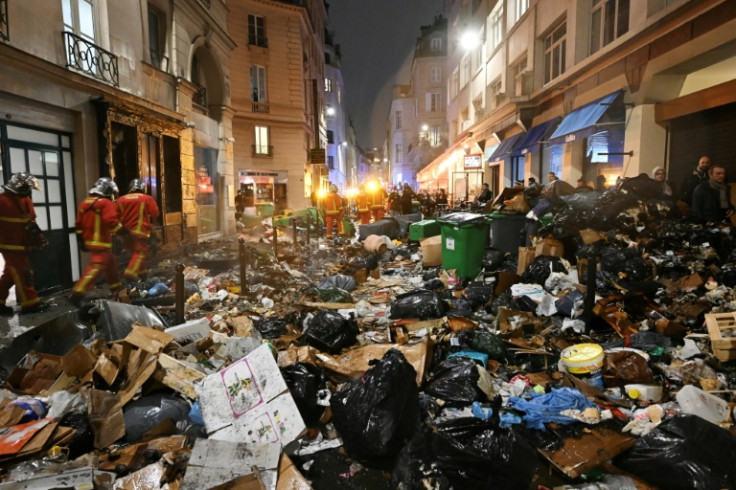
<box><xmin>330</xmin><ymin>184</ymin><xmax>338</xmax><ymax>193</ymax></box>
<box><xmin>128</xmin><ymin>178</ymin><xmax>147</xmax><ymax>193</ymax></box>
<box><xmin>4</xmin><ymin>172</ymin><xmax>40</xmax><ymax>197</ymax></box>
<box><xmin>89</xmin><ymin>177</ymin><xmax>119</xmax><ymax>198</ymax></box>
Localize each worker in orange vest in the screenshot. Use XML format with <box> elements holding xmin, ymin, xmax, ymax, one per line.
<box><xmin>356</xmin><ymin>185</ymin><xmax>372</xmax><ymax>224</ymax></box>
<box><xmin>70</xmin><ymin>177</ymin><xmax>124</xmax><ymax>306</ymax></box>
<box><xmin>324</xmin><ymin>184</ymin><xmax>344</xmax><ymax>237</ymax></box>
<box><xmin>0</xmin><ymin>172</ymin><xmax>48</xmax><ymax>315</ymax></box>
<box><xmin>370</xmin><ymin>183</ymin><xmax>387</xmax><ymax>222</ymax></box>
<box><xmin>117</xmin><ymin>178</ymin><xmax>160</xmax><ymax>282</ymax></box>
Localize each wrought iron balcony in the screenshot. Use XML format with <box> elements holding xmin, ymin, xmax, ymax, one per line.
<box><xmin>193</xmin><ymin>85</ymin><xmax>208</xmax><ymax>109</ymax></box>
<box><xmin>63</xmin><ymin>31</ymin><xmax>119</xmax><ymax>86</ymax></box>
<box><xmin>0</xmin><ymin>0</ymin><xmax>8</xmax><ymax>42</ymax></box>
<box><xmin>251</xmin><ymin>102</ymin><xmax>270</xmax><ymax>114</ymax></box>
<box><xmin>252</xmin><ymin>144</ymin><xmax>273</xmax><ymax>157</ymax></box>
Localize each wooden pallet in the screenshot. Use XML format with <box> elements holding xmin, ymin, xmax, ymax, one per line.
<box><xmin>705</xmin><ymin>312</ymin><xmax>736</xmax><ymax>361</ymax></box>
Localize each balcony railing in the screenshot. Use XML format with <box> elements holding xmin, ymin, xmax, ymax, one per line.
<box><xmin>251</xmin><ymin>102</ymin><xmax>270</xmax><ymax>114</ymax></box>
<box><xmin>0</xmin><ymin>0</ymin><xmax>8</xmax><ymax>42</ymax></box>
<box><xmin>193</xmin><ymin>85</ymin><xmax>208</xmax><ymax>109</ymax></box>
<box><xmin>63</xmin><ymin>31</ymin><xmax>119</xmax><ymax>86</ymax></box>
<box><xmin>150</xmin><ymin>49</ymin><xmax>169</xmax><ymax>72</ymax></box>
<box><xmin>252</xmin><ymin>144</ymin><xmax>273</xmax><ymax>157</ymax></box>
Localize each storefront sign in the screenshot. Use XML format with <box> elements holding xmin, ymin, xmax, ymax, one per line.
<box><xmin>464</xmin><ymin>154</ymin><xmax>482</xmax><ymax>169</ymax></box>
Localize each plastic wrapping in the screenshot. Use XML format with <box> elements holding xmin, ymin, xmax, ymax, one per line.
<box><xmin>317</xmin><ymin>287</ymin><xmax>353</xmax><ymax>303</ymax></box>
<box><xmin>520</xmin><ymin>256</ymin><xmax>567</xmax><ymax>285</ymax></box>
<box><xmin>507</xmin><ymin>387</ymin><xmax>597</xmax><ymax>430</ymax></box>
<box><xmin>393</xmin><ymin>418</ymin><xmax>538</xmax><ymax>490</ymax></box>
<box><xmin>302</xmin><ymin>310</ymin><xmax>359</xmax><ymax>354</ymax></box>
<box><xmin>253</xmin><ymin>316</ymin><xmax>288</xmax><ymax>339</ymax></box>
<box><xmin>123</xmin><ymin>393</ymin><xmax>191</xmax><ymax>443</ymax></box>
<box><xmin>462</xmin><ymin>283</ymin><xmax>493</xmax><ymax>309</ymax></box>
<box><xmin>616</xmin><ymin>414</ymin><xmax>736</xmax><ymax>490</ymax></box>
<box><xmin>281</xmin><ymin>362</ymin><xmax>328</xmax><ymax>425</ymax></box>
<box><xmin>58</xmin><ymin>411</ymin><xmax>95</xmax><ymax>459</ymax></box>
<box><xmin>458</xmin><ymin>329</ymin><xmax>508</xmax><ymax>361</ymax></box>
<box><xmin>317</xmin><ymin>274</ymin><xmax>357</xmax><ymax>292</ymax></box>
<box><xmin>424</xmin><ymin>356</ymin><xmax>484</xmax><ymax>405</ymax></box>
<box><xmin>331</xmin><ymin>349</ymin><xmax>420</xmax><ymax>463</ymax></box>
<box><xmin>390</xmin><ymin>289</ymin><xmax>448</xmax><ymax>320</ymax></box>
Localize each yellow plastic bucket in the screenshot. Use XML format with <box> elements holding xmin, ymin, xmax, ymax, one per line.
<box><xmin>561</xmin><ymin>343</ymin><xmax>604</xmax><ymax>375</ymax></box>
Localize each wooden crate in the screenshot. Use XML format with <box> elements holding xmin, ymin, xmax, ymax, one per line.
<box><xmin>705</xmin><ymin>312</ymin><xmax>736</xmax><ymax>361</ymax></box>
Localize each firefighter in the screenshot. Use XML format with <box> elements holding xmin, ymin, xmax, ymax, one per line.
<box><xmin>324</xmin><ymin>184</ymin><xmax>344</xmax><ymax>237</ymax></box>
<box><xmin>117</xmin><ymin>178</ymin><xmax>160</xmax><ymax>282</ymax></box>
<box><xmin>369</xmin><ymin>182</ymin><xmax>387</xmax><ymax>221</ymax></box>
<box><xmin>70</xmin><ymin>177</ymin><xmax>124</xmax><ymax>306</ymax></box>
<box><xmin>0</xmin><ymin>172</ymin><xmax>48</xmax><ymax>315</ymax></box>
<box><xmin>356</xmin><ymin>185</ymin><xmax>372</xmax><ymax>224</ymax></box>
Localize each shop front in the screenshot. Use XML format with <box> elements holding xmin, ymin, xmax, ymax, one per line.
<box><xmin>238</xmin><ymin>169</ymin><xmax>288</xmax><ymax>217</ymax></box>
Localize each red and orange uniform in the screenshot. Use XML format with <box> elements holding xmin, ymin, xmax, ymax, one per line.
<box><xmin>117</xmin><ymin>192</ymin><xmax>159</xmax><ymax>280</ymax></box>
<box><xmin>0</xmin><ymin>193</ymin><xmax>41</xmax><ymax>311</ymax></box>
<box><xmin>324</xmin><ymin>190</ymin><xmax>344</xmax><ymax>236</ymax></box>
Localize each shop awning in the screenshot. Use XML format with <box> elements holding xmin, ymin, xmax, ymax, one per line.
<box><xmin>547</xmin><ymin>91</ymin><xmax>623</xmax><ymax>146</ymax></box>
<box><xmin>487</xmin><ymin>133</ymin><xmax>523</xmax><ymax>163</ymax></box>
<box><xmin>510</xmin><ymin>118</ymin><xmax>560</xmax><ymax>157</ymax></box>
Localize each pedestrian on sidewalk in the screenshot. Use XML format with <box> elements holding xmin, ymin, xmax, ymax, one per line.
<box><xmin>0</xmin><ymin>172</ymin><xmax>48</xmax><ymax>315</ymax></box>
<box><xmin>117</xmin><ymin>178</ymin><xmax>160</xmax><ymax>282</ymax></box>
<box><xmin>70</xmin><ymin>177</ymin><xmax>124</xmax><ymax>306</ymax></box>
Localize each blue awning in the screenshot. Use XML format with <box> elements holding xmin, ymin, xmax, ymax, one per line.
<box><xmin>487</xmin><ymin>133</ymin><xmax>523</xmax><ymax>163</ymax></box>
<box><xmin>547</xmin><ymin>91</ymin><xmax>623</xmax><ymax>146</ymax></box>
<box><xmin>510</xmin><ymin>117</ymin><xmax>561</xmax><ymax>157</ymax></box>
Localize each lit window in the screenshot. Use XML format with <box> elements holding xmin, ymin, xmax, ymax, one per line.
<box><xmin>325</xmin><ymin>77</ymin><xmax>333</xmax><ymax>92</ymax></box>
<box><xmin>250</xmin><ymin>65</ymin><xmax>267</xmax><ymax>102</ymax></box>
<box><xmin>544</xmin><ymin>22</ymin><xmax>566</xmax><ymax>84</ymax></box>
<box><xmin>247</xmin><ymin>15</ymin><xmax>267</xmax><ymax>47</ymax></box>
<box><xmin>590</xmin><ymin>0</ymin><xmax>630</xmax><ymax>54</ymax></box>
<box><xmin>254</xmin><ymin>125</ymin><xmax>270</xmax><ymax>154</ymax></box>
<box><xmin>428</xmin><ymin>92</ymin><xmax>442</xmax><ymax>112</ymax></box>
<box><xmin>431</xmin><ymin>66</ymin><xmax>442</xmax><ymax>83</ymax></box>
<box><xmin>429</xmin><ymin>125</ymin><xmax>442</xmax><ymax>146</ymax></box>
<box><xmin>514</xmin><ymin>0</ymin><xmax>529</xmax><ymax>24</ymax></box>
<box><xmin>430</xmin><ymin>37</ymin><xmax>442</xmax><ymax>51</ymax></box>
<box><xmin>489</xmin><ymin>3</ymin><xmax>503</xmax><ymax>50</ymax></box>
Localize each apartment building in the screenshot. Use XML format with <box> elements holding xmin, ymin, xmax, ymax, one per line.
<box><xmin>386</xmin><ymin>15</ymin><xmax>448</xmax><ymax>190</ymax></box>
<box><xmin>0</xmin><ymin>0</ymin><xmax>234</xmax><ymax>294</ymax></box>
<box><xmin>324</xmin><ymin>31</ymin><xmax>350</xmax><ymax>191</ymax></box>
<box><xmin>229</xmin><ymin>0</ymin><xmax>328</xmax><ymax>215</ymax></box>
<box><xmin>422</xmin><ymin>0</ymin><xmax>736</xmax><ymax>203</ymax></box>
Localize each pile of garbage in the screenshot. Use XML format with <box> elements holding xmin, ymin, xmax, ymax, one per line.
<box><xmin>0</xmin><ymin>205</ymin><xmax>735</xmax><ymax>490</ymax></box>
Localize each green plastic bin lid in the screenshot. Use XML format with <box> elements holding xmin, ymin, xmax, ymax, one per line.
<box><xmin>437</xmin><ymin>212</ymin><xmax>488</xmax><ymax>226</ymax></box>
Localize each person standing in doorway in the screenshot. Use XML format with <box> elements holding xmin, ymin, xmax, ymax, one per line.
<box><xmin>690</xmin><ymin>163</ymin><xmax>734</xmax><ymax>224</ymax></box>
<box><xmin>70</xmin><ymin>177</ymin><xmax>123</xmax><ymax>306</ymax></box>
<box><xmin>0</xmin><ymin>172</ymin><xmax>48</xmax><ymax>315</ymax></box>
<box><xmin>117</xmin><ymin>178</ymin><xmax>160</xmax><ymax>282</ymax></box>
<box><xmin>680</xmin><ymin>155</ymin><xmax>711</xmax><ymax>207</ymax></box>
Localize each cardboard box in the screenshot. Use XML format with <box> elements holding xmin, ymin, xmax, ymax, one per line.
<box><xmin>155</xmin><ymin>354</ymin><xmax>206</xmax><ymax>399</ymax></box>
<box><xmin>534</xmin><ymin>237</ymin><xmax>564</xmax><ymax>258</ymax></box>
<box><xmin>420</xmin><ymin>235</ymin><xmax>442</xmax><ymax>267</ymax></box>
<box><xmin>517</xmin><ymin>246</ymin><xmax>536</xmax><ymax>275</ymax></box>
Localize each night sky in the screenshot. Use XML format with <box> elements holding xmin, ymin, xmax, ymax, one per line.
<box><xmin>329</xmin><ymin>0</ymin><xmax>446</xmax><ymax>149</ymax></box>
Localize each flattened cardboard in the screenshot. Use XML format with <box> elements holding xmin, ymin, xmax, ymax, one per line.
<box><xmin>95</xmin><ymin>353</ymin><xmax>120</xmax><ymax>386</ymax></box>
<box><xmin>535</xmin><ymin>237</ymin><xmax>564</xmax><ymax>258</ymax></box>
<box><xmin>276</xmin><ymin>454</ymin><xmax>311</xmax><ymax>490</ymax></box>
<box><xmin>88</xmin><ymin>389</ymin><xmax>125</xmax><ymax>449</ymax></box>
<box><xmin>0</xmin><ymin>400</ymin><xmax>27</xmax><ymax>428</ymax></box>
<box><xmin>540</xmin><ymin>427</ymin><xmax>635</xmax><ymax>479</ymax></box>
<box><xmin>195</xmin><ymin>345</ymin><xmax>305</xmax><ymax>446</ymax></box>
<box><xmin>98</xmin><ymin>435</ymin><xmax>187</xmax><ymax>471</ymax></box>
<box><xmin>165</xmin><ymin>317</ymin><xmax>212</xmax><ymax>343</ymax></box>
<box><xmin>156</xmin><ymin>354</ymin><xmax>206</xmax><ymax>399</ymax></box>
<box><xmin>517</xmin><ymin>247</ymin><xmax>536</xmax><ymax>275</ymax></box>
<box><xmin>112</xmin><ymin>461</ymin><xmax>165</xmax><ymax>490</ymax></box>
<box><xmin>61</xmin><ymin>344</ymin><xmax>97</xmax><ymax>378</ymax></box>
<box><xmin>6</xmin><ymin>352</ymin><xmax>63</xmax><ymax>395</ymax></box>
<box><xmin>123</xmin><ymin>325</ymin><xmax>175</xmax><ymax>354</ymax></box>
<box><xmin>0</xmin><ymin>418</ymin><xmax>51</xmax><ymax>456</ymax></box>
<box><xmin>182</xmin><ymin>439</ymin><xmax>279</xmax><ymax>490</ymax></box>
<box><xmin>118</xmin><ymin>354</ymin><xmax>158</xmax><ymax>406</ymax></box>
<box><xmin>420</xmin><ymin>235</ymin><xmax>442</xmax><ymax>267</ymax></box>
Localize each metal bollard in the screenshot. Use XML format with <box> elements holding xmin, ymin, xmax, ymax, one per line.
<box><xmin>306</xmin><ymin>215</ymin><xmax>311</xmax><ymax>244</ymax></box>
<box><xmin>583</xmin><ymin>256</ymin><xmax>598</xmax><ymax>330</ymax></box>
<box><xmin>239</xmin><ymin>237</ymin><xmax>247</xmax><ymax>295</ymax></box>
<box><xmin>273</xmin><ymin>224</ymin><xmax>278</xmax><ymax>257</ymax></box>
<box><xmin>175</xmin><ymin>263</ymin><xmax>185</xmax><ymax>325</ymax></box>
<box><xmin>292</xmin><ymin>218</ymin><xmax>298</xmax><ymax>249</ymax></box>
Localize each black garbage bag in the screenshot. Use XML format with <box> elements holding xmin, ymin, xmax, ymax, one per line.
<box><xmin>554</xmin><ymin>288</ymin><xmax>585</xmax><ymax>317</ymax></box>
<box><xmin>331</xmin><ymin>349</ymin><xmax>420</xmax><ymax>463</ymax></box>
<box><xmin>317</xmin><ymin>287</ymin><xmax>353</xmax><ymax>303</ymax></box>
<box><xmin>463</xmin><ymin>283</ymin><xmax>493</xmax><ymax>308</ymax></box>
<box><xmin>390</xmin><ymin>289</ymin><xmax>448</xmax><ymax>320</ymax></box>
<box><xmin>302</xmin><ymin>310</ymin><xmax>359</xmax><ymax>353</ymax></box>
<box><xmin>59</xmin><ymin>411</ymin><xmax>94</xmax><ymax>459</ymax></box>
<box><xmin>253</xmin><ymin>316</ymin><xmax>288</xmax><ymax>339</ymax></box>
<box><xmin>123</xmin><ymin>394</ymin><xmax>190</xmax><ymax>443</ymax></box>
<box><xmin>282</xmin><ymin>362</ymin><xmax>327</xmax><ymax>425</ymax></box>
<box><xmin>423</xmin><ymin>278</ymin><xmax>445</xmax><ymax>290</ymax></box>
<box><xmin>482</xmin><ymin>248</ymin><xmax>505</xmax><ymax>271</ymax></box>
<box><xmin>616</xmin><ymin>414</ymin><xmax>736</xmax><ymax>490</ymax></box>
<box><xmin>520</xmin><ymin>255</ymin><xmax>567</xmax><ymax>284</ymax></box>
<box><xmin>393</xmin><ymin>418</ymin><xmax>538</xmax><ymax>490</ymax></box>
<box><xmin>599</xmin><ymin>247</ymin><xmax>652</xmax><ymax>282</ymax></box>
<box><xmin>318</xmin><ymin>274</ymin><xmax>357</xmax><ymax>292</ymax></box>
<box><xmin>458</xmin><ymin>329</ymin><xmax>508</xmax><ymax>361</ymax></box>
<box><xmin>424</xmin><ymin>356</ymin><xmax>485</xmax><ymax>405</ymax></box>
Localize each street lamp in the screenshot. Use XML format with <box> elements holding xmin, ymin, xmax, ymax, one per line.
<box><xmin>459</xmin><ymin>30</ymin><xmax>480</xmax><ymax>51</ymax></box>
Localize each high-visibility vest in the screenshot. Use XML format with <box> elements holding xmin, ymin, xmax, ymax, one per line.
<box><xmin>117</xmin><ymin>192</ymin><xmax>160</xmax><ymax>238</ymax></box>
<box><xmin>76</xmin><ymin>196</ymin><xmax>122</xmax><ymax>250</ymax></box>
<box><xmin>325</xmin><ymin>192</ymin><xmax>343</xmax><ymax>215</ymax></box>
<box><xmin>0</xmin><ymin>193</ymin><xmax>36</xmax><ymax>252</ymax></box>
<box><xmin>356</xmin><ymin>193</ymin><xmax>372</xmax><ymax>212</ymax></box>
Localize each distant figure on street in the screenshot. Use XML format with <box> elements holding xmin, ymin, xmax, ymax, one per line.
<box><xmin>0</xmin><ymin>172</ymin><xmax>48</xmax><ymax>315</ymax></box>
<box><xmin>70</xmin><ymin>177</ymin><xmax>123</xmax><ymax>306</ymax></box>
<box><xmin>574</xmin><ymin>178</ymin><xmax>594</xmax><ymax>193</ymax></box>
<box><xmin>595</xmin><ymin>175</ymin><xmax>608</xmax><ymax>192</ymax></box>
<box><xmin>474</xmin><ymin>183</ymin><xmax>493</xmax><ymax>210</ymax></box>
<box><xmin>400</xmin><ymin>183</ymin><xmax>415</xmax><ymax>215</ymax></box>
<box><xmin>324</xmin><ymin>184</ymin><xmax>344</xmax><ymax>237</ymax></box>
<box><xmin>235</xmin><ymin>187</ymin><xmax>246</xmax><ymax>222</ymax></box>
<box><xmin>680</xmin><ymin>155</ymin><xmax>711</xmax><ymax>207</ymax></box>
<box><xmin>690</xmin><ymin>163</ymin><xmax>734</xmax><ymax>224</ymax></box>
<box><xmin>356</xmin><ymin>185</ymin><xmax>372</xmax><ymax>225</ymax></box>
<box><xmin>369</xmin><ymin>183</ymin><xmax>387</xmax><ymax>222</ymax></box>
<box><xmin>117</xmin><ymin>178</ymin><xmax>160</xmax><ymax>282</ymax></box>
<box><xmin>651</xmin><ymin>166</ymin><xmax>674</xmax><ymax>198</ymax></box>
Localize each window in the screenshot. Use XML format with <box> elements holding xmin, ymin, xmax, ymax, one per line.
<box><xmin>647</xmin><ymin>0</ymin><xmax>683</xmax><ymax>16</ymax></box>
<box><xmin>513</xmin><ymin>0</ymin><xmax>529</xmax><ymax>24</ymax></box>
<box><xmin>62</xmin><ymin>0</ymin><xmax>96</xmax><ymax>42</ymax></box>
<box><xmin>544</xmin><ymin>23</ymin><xmax>566</xmax><ymax>84</ymax></box>
<box><xmin>590</xmin><ymin>0</ymin><xmax>629</xmax><ymax>54</ymax></box>
<box><xmin>250</xmin><ymin>64</ymin><xmax>266</xmax><ymax>102</ymax></box>
<box><xmin>431</xmin><ymin>66</ymin><xmax>442</xmax><ymax>83</ymax></box>
<box><xmin>327</xmin><ymin>155</ymin><xmax>334</xmax><ymax>169</ymax></box>
<box><xmin>430</xmin><ymin>37</ymin><xmax>442</xmax><ymax>51</ymax></box>
<box><xmin>460</xmin><ymin>55</ymin><xmax>470</xmax><ymax>87</ymax></box>
<box><xmin>489</xmin><ymin>3</ymin><xmax>503</xmax><ymax>50</ymax></box>
<box><xmin>395</xmin><ymin>110</ymin><xmax>402</xmax><ymax>129</ymax></box>
<box><xmin>148</xmin><ymin>6</ymin><xmax>167</xmax><ymax>71</ymax></box>
<box><xmin>429</xmin><ymin>125</ymin><xmax>442</xmax><ymax>146</ymax></box>
<box><xmin>428</xmin><ymin>92</ymin><xmax>442</xmax><ymax>112</ymax></box>
<box><xmin>395</xmin><ymin>143</ymin><xmax>403</xmax><ymax>162</ymax></box>
<box><xmin>254</xmin><ymin>125</ymin><xmax>270</xmax><ymax>155</ymax></box>
<box><xmin>512</xmin><ymin>56</ymin><xmax>528</xmax><ymax>96</ymax></box>
<box><xmin>327</xmin><ymin>130</ymin><xmax>334</xmax><ymax>144</ymax></box>
<box><xmin>325</xmin><ymin>77</ymin><xmax>333</xmax><ymax>92</ymax></box>
<box><xmin>248</xmin><ymin>14</ymin><xmax>266</xmax><ymax>47</ymax></box>
<box><xmin>450</xmin><ymin>69</ymin><xmax>459</xmax><ymax>98</ymax></box>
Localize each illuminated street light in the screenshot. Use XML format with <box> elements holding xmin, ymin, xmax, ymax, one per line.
<box><xmin>326</xmin><ymin>106</ymin><xmax>336</xmax><ymax>116</ymax></box>
<box><xmin>459</xmin><ymin>30</ymin><xmax>480</xmax><ymax>51</ymax></box>
<box><xmin>421</xmin><ymin>124</ymin><xmax>429</xmax><ymax>131</ymax></box>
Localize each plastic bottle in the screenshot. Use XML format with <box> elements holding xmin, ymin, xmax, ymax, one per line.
<box><xmin>624</xmin><ymin>384</ymin><xmax>663</xmax><ymax>403</ymax></box>
<box><xmin>675</xmin><ymin>384</ymin><xmax>730</xmax><ymax>424</ymax></box>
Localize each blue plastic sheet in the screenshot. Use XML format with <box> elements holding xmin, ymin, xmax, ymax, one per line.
<box><xmin>507</xmin><ymin>387</ymin><xmax>596</xmax><ymax>430</ymax></box>
<box><xmin>447</xmin><ymin>350</ymin><xmax>489</xmax><ymax>365</ymax></box>
<box><xmin>471</xmin><ymin>401</ymin><xmax>493</xmax><ymax>420</ymax></box>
